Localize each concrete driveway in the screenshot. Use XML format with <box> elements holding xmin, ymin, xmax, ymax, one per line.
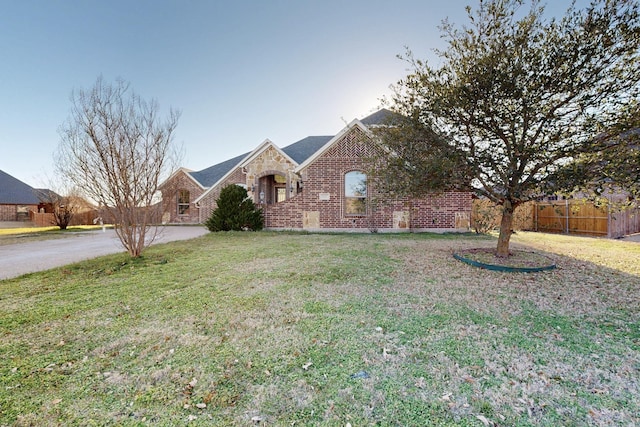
<box><xmin>0</xmin><ymin>226</ymin><xmax>208</xmax><ymax>280</ymax></box>
<box><xmin>623</xmin><ymin>233</ymin><xmax>640</xmax><ymax>242</ymax></box>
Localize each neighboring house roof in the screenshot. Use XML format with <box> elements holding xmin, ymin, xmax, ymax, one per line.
<box><xmin>188</xmin><ymin>152</ymin><xmax>250</xmax><ymax>187</ymax></box>
<box><xmin>0</xmin><ymin>169</ymin><xmax>40</xmax><ymax>204</ymax></box>
<box><xmin>33</xmin><ymin>188</ymin><xmax>62</xmax><ymax>203</ymax></box>
<box><xmin>282</xmin><ymin>136</ymin><xmax>333</xmax><ymax>164</ymax></box>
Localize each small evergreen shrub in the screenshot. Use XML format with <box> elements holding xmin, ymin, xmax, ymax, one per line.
<box><xmin>205</xmin><ymin>184</ymin><xmax>263</xmax><ymax>231</ymax></box>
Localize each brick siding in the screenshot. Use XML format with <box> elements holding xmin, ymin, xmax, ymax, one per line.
<box><xmin>197</xmin><ymin>168</ymin><xmax>246</xmax><ymax>222</ymax></box>
<box><xmin>162</xmin><ymin>126</ymin><xmax>472</xmax><ymax>231</ymax></box>
<box><xmin>263</xmin><ymin>126</ymin><xmax>472</xmax><ymax>231</ymax></box>
<box><xmin>0</xmin><ymin>204</ymin><xmax>38</xmax><ymax>222</ymax></box>
<box><xmin>161</xmin><ymin>171</ymin><xmax>206</xmax><ymax>224</ymax></box>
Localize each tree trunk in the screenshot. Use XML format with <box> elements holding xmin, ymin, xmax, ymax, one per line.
<box><xmin>496</xmin><ymin>200</ymin><xmax>514</xmax><ymax>257</ymax></box>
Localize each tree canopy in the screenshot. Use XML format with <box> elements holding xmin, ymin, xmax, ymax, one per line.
<box><xmin>551</xmin><ymin>102</ymin><xmax>640</xmax><ymax>202</ymax></box>
<box><xmin>374</xmin><ymin>0</ymin><xmax>640</xmax><ymax>255</ymax></box>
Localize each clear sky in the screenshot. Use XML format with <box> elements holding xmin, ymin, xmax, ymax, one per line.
<box><xmin>1</xmin><ymin>0</ymin><xmax>586</xmax><ymax>188</ymax></box>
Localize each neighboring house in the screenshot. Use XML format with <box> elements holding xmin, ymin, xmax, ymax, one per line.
<box><xmin>161</xmin><ymin>110</ymin><xmax>473</xmax><ymax>232</ymax></box>
<box><xmin>0</xmin><ymin>170</ymin><xmax>41</xmax><ymax>221</ymax></box>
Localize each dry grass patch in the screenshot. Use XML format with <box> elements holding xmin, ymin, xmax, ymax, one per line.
<box><xmin>1</xmin><ymin>231</ymin><xmax>638</xmax><ymax>426</ymax></box>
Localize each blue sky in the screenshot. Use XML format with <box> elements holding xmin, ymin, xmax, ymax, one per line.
<box><xmin>1</xmin><ymin>0</ymin><xmax>585</xmax><ymax>187</ymax></box>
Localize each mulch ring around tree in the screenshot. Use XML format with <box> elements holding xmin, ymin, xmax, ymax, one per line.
<box><xmin>453</xmin><ymin>248</ymin><xmax>556</xmax><ymax>273</ymax></box>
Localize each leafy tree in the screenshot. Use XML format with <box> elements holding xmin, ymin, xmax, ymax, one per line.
<box><xmin>56</xmin><ymin>76</ymin><xmax>181</xmax><ymax>257</ymax></box>
<box><xmin>374</xmin><ymin>0</ymin><xmax>640</xmax><ymax>256</ymax></box>
<box><xmin>553</xmin><ymin>103</ymin><xmax>640</xmax><ymax>202</ymax></box>
<box><xmin>205</xmin><ymin>184</ymin><xmax>263</xmax><ymax>232</ymax></box>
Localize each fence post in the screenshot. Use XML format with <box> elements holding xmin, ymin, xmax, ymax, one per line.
<box><xmin>607</xmin><ymin>200</ymin><xmax>612</xmax><ymax>238</ymax></box>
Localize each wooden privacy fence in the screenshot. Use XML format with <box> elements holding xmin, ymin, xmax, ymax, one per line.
<box><xmin>29</xmin><ymin>210</ymin><xmax>101</xmax><ymax>227</ymax></box>
<box><xmin>535</xmin><ymin>200</ymin><xmax>640</xmax><ymax>238</ymax></box>
<box><xmin>472</xmin><ymin>199</ymin><xmax>640</xmax><ymax>238</ymax></box>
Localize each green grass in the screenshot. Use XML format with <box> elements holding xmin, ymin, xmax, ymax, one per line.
<box><xmin>1</xmin><ymin>231</ymin><xmax>639</xmax><ymax>426</ymax></box>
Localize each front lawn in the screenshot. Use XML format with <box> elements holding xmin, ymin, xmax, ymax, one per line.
<box><xmin>1</xmin><ymin>231</ymin><xmax>638</xmax><ymax>426</ymax></box>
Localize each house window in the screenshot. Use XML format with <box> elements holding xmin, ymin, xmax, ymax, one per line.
<box><xmin>345</xmin><ymin>171</ymin><xmax>367</xmax><ymax>215</ymax></box>
<box><xmin>177</xmin><ymin>190</ymin><xmax>190</xmax><ymax>215</ymax></box>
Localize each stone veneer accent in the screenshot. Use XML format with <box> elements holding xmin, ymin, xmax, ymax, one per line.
<box><xmin>244</xmin><ymin>146</ymin><xmax>300</xmax><ymax>194</ymax></box>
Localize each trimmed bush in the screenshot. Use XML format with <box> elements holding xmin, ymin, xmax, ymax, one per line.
<box><xmin>205</xmin><ymin>185</ymin><xmax>263</xmax><ymax>231</ymax></box>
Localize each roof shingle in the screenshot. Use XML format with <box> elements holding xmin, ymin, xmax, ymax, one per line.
<box><xmin>185</xmin><ymin>110</ymin><xmax>392</xmax><ymax>187</ymax></box>
<box><xmin>0</xmin><ymin>170</ymin><xmax>40</xmax><ymax>204</ymax></box>
<box><xmin>282</xmin><ymin>136</ymin><xmax>333</xmax><ymax>164</ymax></box>
<box><xmin>360</xmin><ymin>108</ymin><xmax>402</xmax><ymax>126</ymax></box>
<box><xmin>188</xmin><ymin>152</ymin><xmax>249</xmax><ymax>187</ymax></box>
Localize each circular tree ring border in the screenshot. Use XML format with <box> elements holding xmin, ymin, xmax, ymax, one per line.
<box><xmin>453</xmin><ymin>252</ymin><xmax>556</xmax><ymax>273</ymax></box>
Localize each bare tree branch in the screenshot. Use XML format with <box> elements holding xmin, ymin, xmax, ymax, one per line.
<box><xmin>56</xmin><ymin>76</ymin><xmax>182</xmax><ymax>257</ymax></box>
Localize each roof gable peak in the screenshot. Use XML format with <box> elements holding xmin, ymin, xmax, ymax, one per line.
<box><xmin>294</xmin><ymin>119</ymin><xmax>372</xmax><ymax>173</ymax></box>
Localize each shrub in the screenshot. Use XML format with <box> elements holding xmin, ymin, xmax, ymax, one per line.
<box><xmin>205</xmin><ymin>185</ymin><xmax>263</xmax><ymax>232</ymax></box>
<box><xmin>471</xmin><ymin>199</ymin><xmax>534</xmax><ymax>234</ymax></box>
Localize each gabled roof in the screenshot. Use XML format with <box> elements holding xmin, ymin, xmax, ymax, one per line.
<box><xmin>159</xmin><ymin>167</ymin><xmax>205</xmax><ymax>191</ymax></box>
<box><xmin>33</xmin><ymin>188</ymin><xmax>62</xmax><ymax>203</ymax></box>
<box><xmin>0</xmin><ymin>169</ymin><xmax>40</xmax><ymax>204</ymax></box>
<box><xmin>238</xmin><ymin>139</ymin><xmax>297</xmax><ymax>169</ymax></box>
<box><xmin>360</xmin><ymin>108</ymin><xmax>403</xmax><ymax>126</ymax></box>
<box><xmin>189</xmin><ymin>152</ymin><xmax>250</xmax><ymax>188</ymax></box>
<box><xmin>194</xmin><ymin>140</ymin><xmax>284</xmax><ymax>204</ymax></box>
<box><xmin>177</xmin><ymin>109</ymin><xmax>389</xmax><ymax>193</ymax></box>
<box><xmin>294</xmin><ymin>119</ymin><xmax>373</xmax><ymax>173</ymax></box>
<box><xmin>282</xmin><ymin>136</ymin><xmax>333</xmax><ymax>164</ymax></box>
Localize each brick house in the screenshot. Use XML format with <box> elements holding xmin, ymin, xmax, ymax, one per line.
<box><xmin>161</xmin><ymin>110</ymin><xmax>472</xmax><ymax>231</ymax></box>
<box><xmin>0</xmin><ymin>169</ymin><xmax>40</xmax><ymax>222</ymax></box>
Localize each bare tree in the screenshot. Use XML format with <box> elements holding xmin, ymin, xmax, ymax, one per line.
<box><xmin>56</xmin><ymin>76</ymin><xmax>181</xmax><ymax>257</ymax></box>
<box><xmin>34</xmin><ymin>188</ymin><xmax>76</xmax><ymax>230</ymax></box>
<box><xmin>35</xmin><ymin>173</ymin><xmax>93</xmax><ymax>230</ymax></box>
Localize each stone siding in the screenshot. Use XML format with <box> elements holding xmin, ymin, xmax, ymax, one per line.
<box><xmin>245</xmin><ymin>145</ymin><xmax>300</xmax><ymax>197</ymax></box>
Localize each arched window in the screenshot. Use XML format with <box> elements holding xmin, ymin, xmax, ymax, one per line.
<box><xmin>177</xmin><ymin>189</ymin><xmax>190</xmax><ymax>215</ymax></box>
<box><xmin>344</xmin><ymin>171</ymin><xmax>367</xmax><ymax>215</ymax></box>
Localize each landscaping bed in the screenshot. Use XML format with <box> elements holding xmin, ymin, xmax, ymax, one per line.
<box><xmin>454</xmin><ymin>248</ymin><xmax>556</xmax><ymax>272</ymax></box>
